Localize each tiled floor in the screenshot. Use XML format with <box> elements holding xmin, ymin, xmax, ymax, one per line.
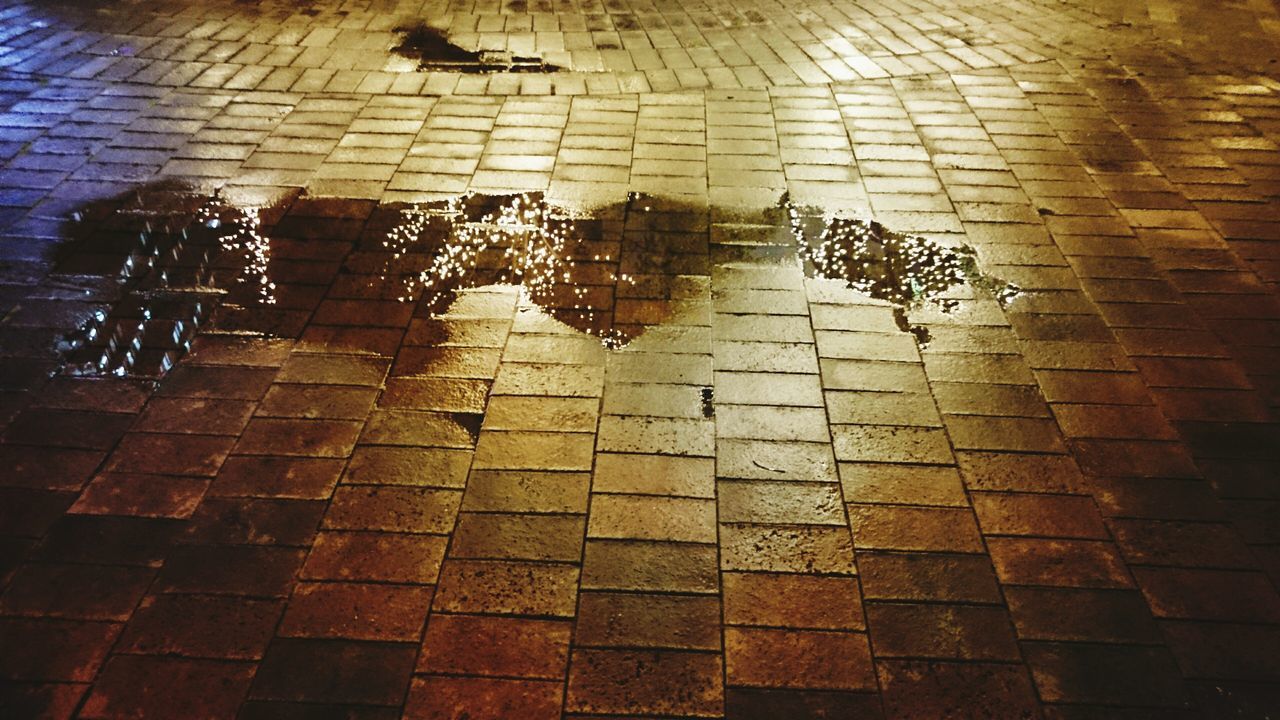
<box><xmin>2</xmin><ymin>0</ymin><xmax>1280</xmax><ymax>718</ymax></box>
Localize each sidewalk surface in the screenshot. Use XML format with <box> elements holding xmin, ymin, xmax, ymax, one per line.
<box><xmin>1</xmin><ymin>0</ymin><xmax>1280</xmax><ymax>717</ymax></box>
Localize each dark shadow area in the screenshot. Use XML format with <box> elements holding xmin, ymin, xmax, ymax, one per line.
<box><xmin>392</xmin><ymin>23</ymin><xmax>561</xmax><ymax>73</ymax></box>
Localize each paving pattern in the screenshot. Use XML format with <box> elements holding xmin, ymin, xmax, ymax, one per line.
<box><xmin>2</xmin><ymin>0</ymin><xmax>1280</xmax><ymax>718</ymax></box>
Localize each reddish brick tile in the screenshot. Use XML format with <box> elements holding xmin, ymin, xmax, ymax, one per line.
<box><xmin>1132</xmin><ymin>567</ymin><xmax>1280</xmax><ymax>622</ymax></box>
<box><xmin>279</xmin><ymin>582</ymin><xmax>432</xmax><ymax>641</ymax></box>
<box><xmin>80</xmin><ymin>655</ymin><xmax>255</xmax><ymax>719</ymax></box>
<box><xmin>303</xmin><ymin>531</ymin><xmax>447</xmax><ymax>584</ymax></box>
<box><xmin>581</xmin><ymin>540</ymin><xmax>718</xmax><ymax>593</ymax></box>
<box><xmin>593</xmin><ymin>452</ymin><xmax>715</xmax><ymax>496</ymax></box>
<box><xmin>971</xmin><ymin>492</ymin><xmax>1109</xmax><ymax>538</ymax></box>
<box><xmin>473</xmin><ymin>430</ymin><xmax>595</xmax><ymax>470</ymax></box>
<box><xmin>718</xmin><ymin>480</ymin><xmax>845</xmax><ymax>524</ymax></box>
<box><xmin>839</xmin><ymin>463</ymin><xmax>969</xmax><ymax>507</ymax></box>
<box><xmin>945</xmin><ymin>416</ymin><xmax>1066</xmax><ymax>453</ymax></box>
<box><xmin>181</xmin><ymin>497</ymin><xmax>324</xmax><ymax>547</ymax></box>
<box><xmin>32</xmin><ymin>515</ymin><xmax>176</xmax><ymax>566</ymax></box>
<box><xmin>380</xmin><ymin>377</ymin><xmax>490</xmax><ymax>412</ymax></box>
<box><xmin>3</xmin><ymin>409</ymin><xmax>132</xmax><ymax>450</ymax></box>
<box><xmin>0</xmin><ymin>682</ymin><xmax>86</xmax><ymax>720</ymax></box>
<box><xmin>865</xmin><ymin>602</ymin><xmax>1021</xmax><ymax>660</ymax></box>
<box><xmin>1161</xmin><ymin>621</ymin><xmax>1280</xmax><ymax>681</ymax></box>
<box><xmin>720</xmin><ymin>523</ymin><xmax>856</xmax><ymax>574</ymax></box>
<box><xmin>133</xmin><ymin>397</ymin><xmax>255</xmax><ymax>435</ymax></box>
<box><xmin>725</xmin><ymin>627</ymin><xmax>876</xmax><ymax>690</ymax></box>
<box><xmin>105</xmin><ymin>433</ymin><xmax>236</xmax><ymax>477</ymax></box>
<box><xmin>116</xmin><ymin>594</ymin><xmax>281</xmax><ymax>660</ymax></box>
<box><xmin>0</xmin><ymin>446</ymin><xmax>104</xmax><ymax>491</ymax></box>
<box><xmin>0</xmin><ymin>488</ymin><xmax>74</xmax><ymax>536</ymax></box>
<box><xmin>249</xmin><ymin>639</ymin><xmax>416</xmax><ymax>705</ymax></box>
<box><xmin>0</xmin><ymin>562</ymin><xmax>153</xmax><ymax>620</ymax></box>
<box><xmin>277</xmin><ymin>353</ymin><xmax>389</xmax><ymax>386</ymax></box>
<box><xmin>70</xmin><ymin>472</ymin><xmax>210</xmax><ymax>518</ymax></box>
<box><xmin>1022</xmin><ymin>642</ymin><xmax>1188</xmax><ymax>707</ymax></box>
<box><xmin>1004</xmin><ymin>588</ymin><xmax>1162</xmax><ymax>644</ymax></box>
<box><xmin>209</xmin><ymin>456</ymin><xmax>344</xmax><ymax>499</ymax></box>
<box><xmin>323</xmin><ymin>486</ymin><xmax>461</xmax><ymax>534</ymax></box>
<box><xmin>987</xmin><ymin>538</ymin><xmax>1133</xmax><ymax>589</ymax></box>
<box><xmin>878</xmin><ymin>660</ymin><xmax>1043</xmax><ymax>720</ymax></box>
<box><xmin>451</xmin><ymin>512</ymin><xmax>585</xmax><ymax>561</ymax></box>
<box><xmin>234</xmin><ymin>418</ymin><xmax>363</xmax><ymax>457</ymax></box>
<box><xmin>832</xmin><ymin>425</ymin><xmax>954</xmax><ymax>464</ymax></box>
<box><xmin>716</xmin><ymin>439</ymin><xmax>839</xmax><ymax>483</ymax></box>
<box><xmin>848</xmin><ymin>505</ymin><xmax>985</xmax><ymax>553</ymax></box>
<box><xmin>405</xmin><ymin>676</ymin><xmax>562</xmax><ymax>720</ymax></box>
<box><xmin>343</xmin><ymin>446</ymin><xmax>473</xmax><ymax>488</ymax></box>
<box><xmin>576</xmin><ymin>591</ymin><xmax>721</xmax><ymax>650</ymax></box>
<box><xmin>155</xmin><ymin>544</ymin><xmax>305</xmax><ymax>597</ymax></box>
<box><xmin>724</xmin><ymin>688</ymin><xmax>885</xmax><ymax>720</ymax></box>
<box><xmin>723</xmin><ymin>572</ymin><xmax>864</xmax><ymax>630</ymax></box>
<box><xmin>1108</xmin><ymin>519</ymin><xmax>1256</xmax><ymax>569</ymax></box>
<box><xmin>258</xmin><ymin>384</ymin><xmax>380</xmax><ymax>419</ymax></box>
<box><xmin>857</xmin><ymin>551</ymin><xmax>1003</xmax><ymax>603</ymax></box>
<box><xmin>0</xmin><ymin>617</ymin><xmax>120</xmax><ymax>681</ymax></box>
<box><xmin>239</xmin><ymin>702</ymin><xmax>400</xmax><ymax>720</ymax></box>
<box><xmin>461</xmin><ymin>470</ymin><xmax>590</xmax><ymax>513</ymax></box>
<box><xmin>419</xmin><ymin>613</ymin><xmax>570</xmax><ymax>677</ymax></box>
<box><xmin>566</xmin><ymin>649</ymin><xmax>723</xmax><ymax>716</ymax></box>
<box><xmin>157</xmin><ymin>365</ymin><xmax>276</xmax><ymax>400</ymax></box>
<box><xmin>956</xmin><ymin>451</ymin><xmax>1087</xmax><ymax>494</ymax></box>
<box><xmin>484</xmin><ymin>395</ymin><xmax>597</xmax><ymax>431</ymax></box>
<box><xmin>589</xmin><ymin>493</ymin><xmax>716</xmax><ymax>542</ymax></box>
<box><xmin>360</xmin><ymin>410</ymin><xmax>479</xmax><ymax>449</ymax></box>
<box><xmin>433</xmin><ymin>559</ymin><xmax>579</xmax><ymax>616</ymax></box>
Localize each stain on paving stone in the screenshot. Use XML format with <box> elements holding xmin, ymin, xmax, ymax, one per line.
<box><xmin>784</xmin><ymin>196</ymin><xmax>1021</xmax><ymax>345</ymax></box>
<box><xmin>393</xmin><ymin>23</ymin><xmax>561</xmax><ymax>73</ymax></box>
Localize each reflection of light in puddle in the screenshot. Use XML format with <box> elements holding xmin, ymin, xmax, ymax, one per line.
<box><xmin>58</xmin><ymin>188</ymin><xmax>285</xmax><ymax>378</ymax></box>
<box><xmin>784</xmin><ymin>196</ymin><xmax>1020</xmax><ymax>343</ymax></box>
<box><xmin>380</xmin><ymin>193</ymin><xmax>640</xmax><ymax>349</ymax></box>
<box><xmin>54</xmin><ymin>186</ymin><xmax>695</xmax><ymax>378</ymax></box>
<box><xmin>51</xmin><ymin>185</ymin><xmax>1020</xmax><ymax>378</ymax></box>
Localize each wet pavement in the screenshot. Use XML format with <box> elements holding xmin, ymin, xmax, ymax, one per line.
<box><xmin>2</xmin><ymin>0</ymin><xmax>1280</xmax><ymax>718</ymax></box>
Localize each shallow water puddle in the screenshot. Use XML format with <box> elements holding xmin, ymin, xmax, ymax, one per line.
<box><xmin>51</xmin><ymin>186</ymin><xmax>699</xmax><ymax>377</ymax></box>
<box><xmin>392</xmin><ymin>24</ymin><xmax>561</xmax><ymax>73</ymax></box>
<box><xmin>46</xmin><ymin>185</ymin><xmax>1019</xmax><ymax>378</ymax></box>
<box><xmin>784</xmin><ymin>197</ymin><xmax>1020</xmax><ymax>343</ymax></box>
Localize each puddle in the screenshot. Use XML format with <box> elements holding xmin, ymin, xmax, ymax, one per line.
<box><xmin>50</xmin><ymin>185</ymin><xmax>698</xmax><ymax>377</ymax></box>
<box><xmin>53</xmin><ymin>183</ymin><xmax>296</xmax><ymax>377</ymax></box>
<box><xmin>393</xmin><ymin>24</ymin><xmax>560</xmax><ymax>73</ymax></box>
<box><xmin>45</xmin><ymin>184</ymin><xmax>1018</xmax><ymax>379</ymax></box>
<box><xmin>377</xmin><ymin>191</ymin><xmax>700</xmax><ymax>348</ymax></box>
<box><xmin>784</xmin><ymin>196</ymin><xmax>1020</xmax><ymax>344</ymax></box>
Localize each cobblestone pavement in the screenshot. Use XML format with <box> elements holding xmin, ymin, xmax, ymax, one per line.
<box><xmin>3</xmin><ymin>0</ymin><xmax>1280</xmax><ymax>718</ymax></box>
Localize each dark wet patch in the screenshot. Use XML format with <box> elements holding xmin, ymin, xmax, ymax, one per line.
<box><xmin>53</xmin><ymin>183</ymin><xmax>298</xmax><ymax>377</ymax></box>
<box><xmin>51</xmin><ymin>185</ymin><xmax>698</xmax><ymax>378</ymax></box>
<box><xmin>392</xmin><ymin>24</ymin><xmax>560</xmax><ymax>73</ymax></box>
<box><xmin>700</xmin><ymin>387</ymin><xmax>714</xmax><ymax>418</ymax></box>
<box><xmin>376</xmin><ymin>191</ymin><xmax>701</xmax><ymax>348</ymax></box>
<box><xmin>783</xmin><ymin>196</ymin><xmax>1020</xmax><ymax>343</ymax></box>
<box><xmin>46</xmin><ymin>184</ymin><xmax>1019</xmax><ymax>379</ymax></box>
